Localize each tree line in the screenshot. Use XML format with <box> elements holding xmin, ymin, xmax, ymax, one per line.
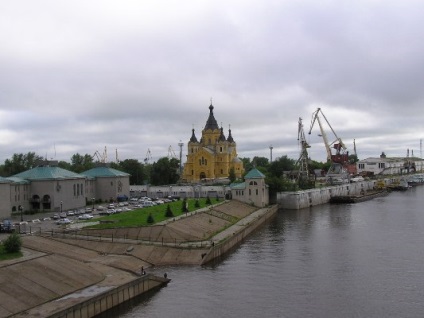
<box><xmin>0</xmin><ymin>152</ymin><xmax>180</xmax><ymax>186</ymax></box>
<box><xmin>0</xmin><ymin>152</ymin><xmax>331</xmax><ymax>195</ymax></box>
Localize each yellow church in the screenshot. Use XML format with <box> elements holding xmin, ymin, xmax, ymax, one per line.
<box><xmin>182</xmin><ymin>103</ymin><xmax>244</xmax><ymax>183</ymax></box>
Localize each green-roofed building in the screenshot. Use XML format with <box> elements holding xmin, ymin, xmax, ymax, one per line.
<box><xmin>12</xmin><ymin>164</ymin><xmax>87</xmax><ymax>215</ymax></box>
<box><xmin>230</xmin><ymin>168</ymin><xmax>269</xmax><ymax>207</ymax></box>
<box><xmin>0</xmin><ymin>161</ymin><xmax>130</xmax><ymax>219</ymax></box>
<box><xmin>81</xmin><ymin>166</ymin><xmax>130</xmax><ymax>203</ymax></box>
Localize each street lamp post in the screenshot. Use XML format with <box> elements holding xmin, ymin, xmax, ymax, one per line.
<box><xmin>92</xmin><ymin>198</ymin><xmax>95</xmax><ymax>211</ymax></box>
<box><xmin>60</xmin><ymin>201</ymin><xmax>63</xmax><ymax>213</ymax></box>
<box><xmin>19</xmin><ymin>205</ymin><xmax>23</xmax><ymax>222</ymax></box>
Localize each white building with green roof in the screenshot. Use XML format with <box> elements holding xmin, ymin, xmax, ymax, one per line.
<box><xmin>0</xmin><ymin>162</ymin><xmax>130</xmax><ymax>220</ymax></box>
<box><xmin>81</xmin><ymin>166</ymin><xmax>130</xmax><ymax>203</ymax></box>
<box><xmin>12</xmin><ymin>165</ymin><xmax>87</xmax><ymax>215</ymax></box>
<box><xmin>230</xmin><ymin>168</ymin><xmax>269</xmax><ymax>207</ymax></box>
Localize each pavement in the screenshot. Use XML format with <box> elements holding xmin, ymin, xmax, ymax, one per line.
<box><xmin>0</xmin><ymin>200</ymin><xmax>275</xmax><ymax>317</ymax></box>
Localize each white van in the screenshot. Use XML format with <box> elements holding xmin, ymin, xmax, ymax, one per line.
<box><xmin>142</xmin><ymin>201</ymin><xmax>155</xmax><ymax>207</ymax></box>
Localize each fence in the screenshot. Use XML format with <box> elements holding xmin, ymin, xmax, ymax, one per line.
<box><xmin>43</xmin><ymin>228</ymin><xmax>213</xmax><ymax>248</ymax></box>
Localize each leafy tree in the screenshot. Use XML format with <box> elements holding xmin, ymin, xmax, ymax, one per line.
<box><xmin>348</xmin><ymin>154</ymin><xmax>359</xmax><ymax>164</ymax></box>
<box><xmin>117</xmin><ymin>159</ymin><xmax>146</xmax><ymax>185</ymax></box>
<box><xmin>252</xmin><ymin>156</ymin><xmax>269</xmax><ymax>168</ymax></box>
<box><xmin>3</xmin><ymin>233</ymin><xmax>22</xmax><ymax>253</ymax></box>
<box><xmin>240</xmin><ymin>157</ymin><xmax>253</xmax><ymax>172</ymax></box>
<box><xmin>150</xmin><ymin>157</ymin><xmax>180</xmax><ymax>185</ymax></box>
<box><xmin>2</xmin><ymin>152</ymin><xmax>43</xmax><ymax>176</ymax></box>
<box><xmin>228</xmin><ymin>167</ymin><xmax>236</xmax><ymax>183</ymax></box>
<box><xmin>194</xmin><ymin>199</ymin><xmax>200</xmax><ymax>208</ymax></box>
<box><xmin>70</xmin><ymin>153</ymin><xmax>94</xmax><ymax>173</ymax></box>
<box><xmin>268</xmin><ymin>155</ymin><xmax>296</xmax><ymax>178</ymax></box>
<box><xmin>57</xmin><ymin>160</ymin><xmax>72</xmax><ymax>171</ymax></box>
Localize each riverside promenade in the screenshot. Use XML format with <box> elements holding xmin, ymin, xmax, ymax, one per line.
<box><xmin>0</xmin><ymin>200</ymin><xmax>277</xmax><ymax>317</ymax></box>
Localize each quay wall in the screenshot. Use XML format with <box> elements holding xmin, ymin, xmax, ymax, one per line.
<box><xmin>277</xmin><ymin>178</ymin><xmax>399</xmax><ymax>210</ymax></box>
<box><xmin>47</xmin><ymin>275</ymin><xmax>169</xmax><ymax>318</ymax></box>
<box><xmin>201</xmin><ymin>205</ymin><xmax>278</xmax><ymax>265</ymax></box>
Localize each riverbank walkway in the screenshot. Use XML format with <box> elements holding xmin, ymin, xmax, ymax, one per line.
<box><xmin>0</xmin><ymin>200</ymin><xmax>276</xmax><ymax>317</ymax></box>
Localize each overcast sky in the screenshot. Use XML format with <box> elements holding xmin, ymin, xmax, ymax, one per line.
<box><xmin>1</xmin><ymin>0</ymin><xmax>423</xmax><ymax>165</ymax></box>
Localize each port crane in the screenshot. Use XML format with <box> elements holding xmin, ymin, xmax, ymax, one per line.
<box><xmin>92</xmin><ymin>146</ymin><xmax>108</xmax><ymax>163</ymax></box>
<box><xmin>168</xmin><ymin>145</ymin><xmax>177</xmax><ymax>159</ymax></box>
<box><xmin>295</xmin><ymin>117</ymin><xmax>314</xmax><ymax>188</ymax></box>
<box><xmin>144</xmin><ymin>149</ymin><xmax>152</xmax><ymax>164</ymax></box>
<box><xmin>308</xmin><ymin>108</ymin><xmax>350</xmax><ymax>184</ymax></box>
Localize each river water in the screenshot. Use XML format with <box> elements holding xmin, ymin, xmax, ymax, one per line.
<box><xmin>115</xmin><ymin>186</ymin><xmax>424</xmax><ymax>318</ymax></box>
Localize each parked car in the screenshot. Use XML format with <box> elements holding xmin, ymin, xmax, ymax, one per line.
<box><xmin>67</xmin><ymin>211</ymin><xmax>75</xmax><ymax>216</ymax></box>
<box><xmin>56</xmin><ymin>218</ymin><xmax>72</xmax><ymax>225</ymax></box>
<box><xmin>78</xmin><ymin>214</ymin><xmax>94</xmax><ymax>220</ymax></box>
<box><xmin>0</xmin><ymin>220</ymin><xmax>15</xmax><ymax>233</ymax></box>
<box><xmin>60</xmin><ymin>212</ymin><xmax>67</xmax><ymax>218</ymax></box>
<box><xmin>53</xmin><ymin>214</ymin><xmax>60</xmax><ymax>220</ymax></box>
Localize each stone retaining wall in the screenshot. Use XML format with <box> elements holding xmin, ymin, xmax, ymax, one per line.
<box><xmin>47</xmin><ymin>275</ymin><xmax>169</xmax><ymax>318</ymax></box>
<box><xmin>277</xmin><ymin>178</ymin><xmax>400</xmax><ymax>210</ymax></box>
<box><xmin>200</xmin><ymin>205</ymin><xmax>278</xmax><ymax>265</ymax></box>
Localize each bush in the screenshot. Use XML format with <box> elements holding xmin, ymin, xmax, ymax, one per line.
<box><xmin>3</xmin><ymin>233</ymin><xmax>22</xmax><ymax>253</ymax></box>
<box><xmin>165</xmin><ymin>204</ymin><xmax>174</xmax><ymax>217</ymax></box>
<box><xmin>147</xmin><ymin>213</ymin><xmax>154</xmax><ymax>224</ymax></box>
<box><xmin>205</xmin><ymin>196</ymin><xmax>211</xmax><ymax>205</ymax></box>
<box><xmin>194</xmin><ymin>199</ymin><xmax>200</xmax><ymax>208</ymax></box>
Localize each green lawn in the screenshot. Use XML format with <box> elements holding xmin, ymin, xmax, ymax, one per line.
<box><xmin>86</xmin><ymin>198</ymin><xmax>219</xmax><ymax>229</ymax></box>
<box><xmin>0</xmin><ymin>244</ymin><xmax>22</xmax><ymax>261</ymax></box>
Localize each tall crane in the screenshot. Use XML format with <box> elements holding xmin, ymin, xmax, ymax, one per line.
<box><xmin>92</xmin><ymin>146</ymin><xmax>108</xmax><ymax>163</ymax></box>
<box><xmin>308</xmin><ymin>108</ymin><xmax>350</xmax><ymax>184</ymax></box>
<box><xmin>168</xmin><ymin>145</ymin><xmax>177</xmax><ymax>159</ymax></box>
<box><xmin>144</xmin><ymin>149</ymin><xmax>152</xmax><ymax>164</ymax></box>
<box><xmin>295</xmin><ymin>117</ymin><xmax>314</xmax><ymax>188</ymax></box>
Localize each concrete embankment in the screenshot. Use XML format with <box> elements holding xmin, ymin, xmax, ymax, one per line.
<box><xmin>201</xmin><ymin>205</ymin><xmax>278</xmax><ymax>264</ymax></box>
<box><xmin>277</xmin><ymin>177</ymin><xmax>402</xmax><ymax>210</ymax></box>
<box><xmin>14</xmin><ymin>274</ymin><xmax>169</xmax><ymax>318</ymax></box>
<box><xmin>2</xmin><ymin>201</ymin><xmax>277</xmax><ymax>317</ymax></box>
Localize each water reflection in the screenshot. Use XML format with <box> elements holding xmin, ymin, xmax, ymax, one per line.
<box><xmin>115</xmin><ymin>186</ymin><xmax>424</xmax><ymax>318</ymax></box>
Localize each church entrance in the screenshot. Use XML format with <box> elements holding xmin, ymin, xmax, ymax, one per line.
<box><xmin>199</xmin><ymin>172</ymin><xmax>206</xmax><ymax>180</ymax></box>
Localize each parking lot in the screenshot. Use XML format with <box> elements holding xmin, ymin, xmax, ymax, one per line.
<box><xmin>2</xmin><ymin>206</ymin><xmax>104</xmax><ymax>235</ymax></box>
